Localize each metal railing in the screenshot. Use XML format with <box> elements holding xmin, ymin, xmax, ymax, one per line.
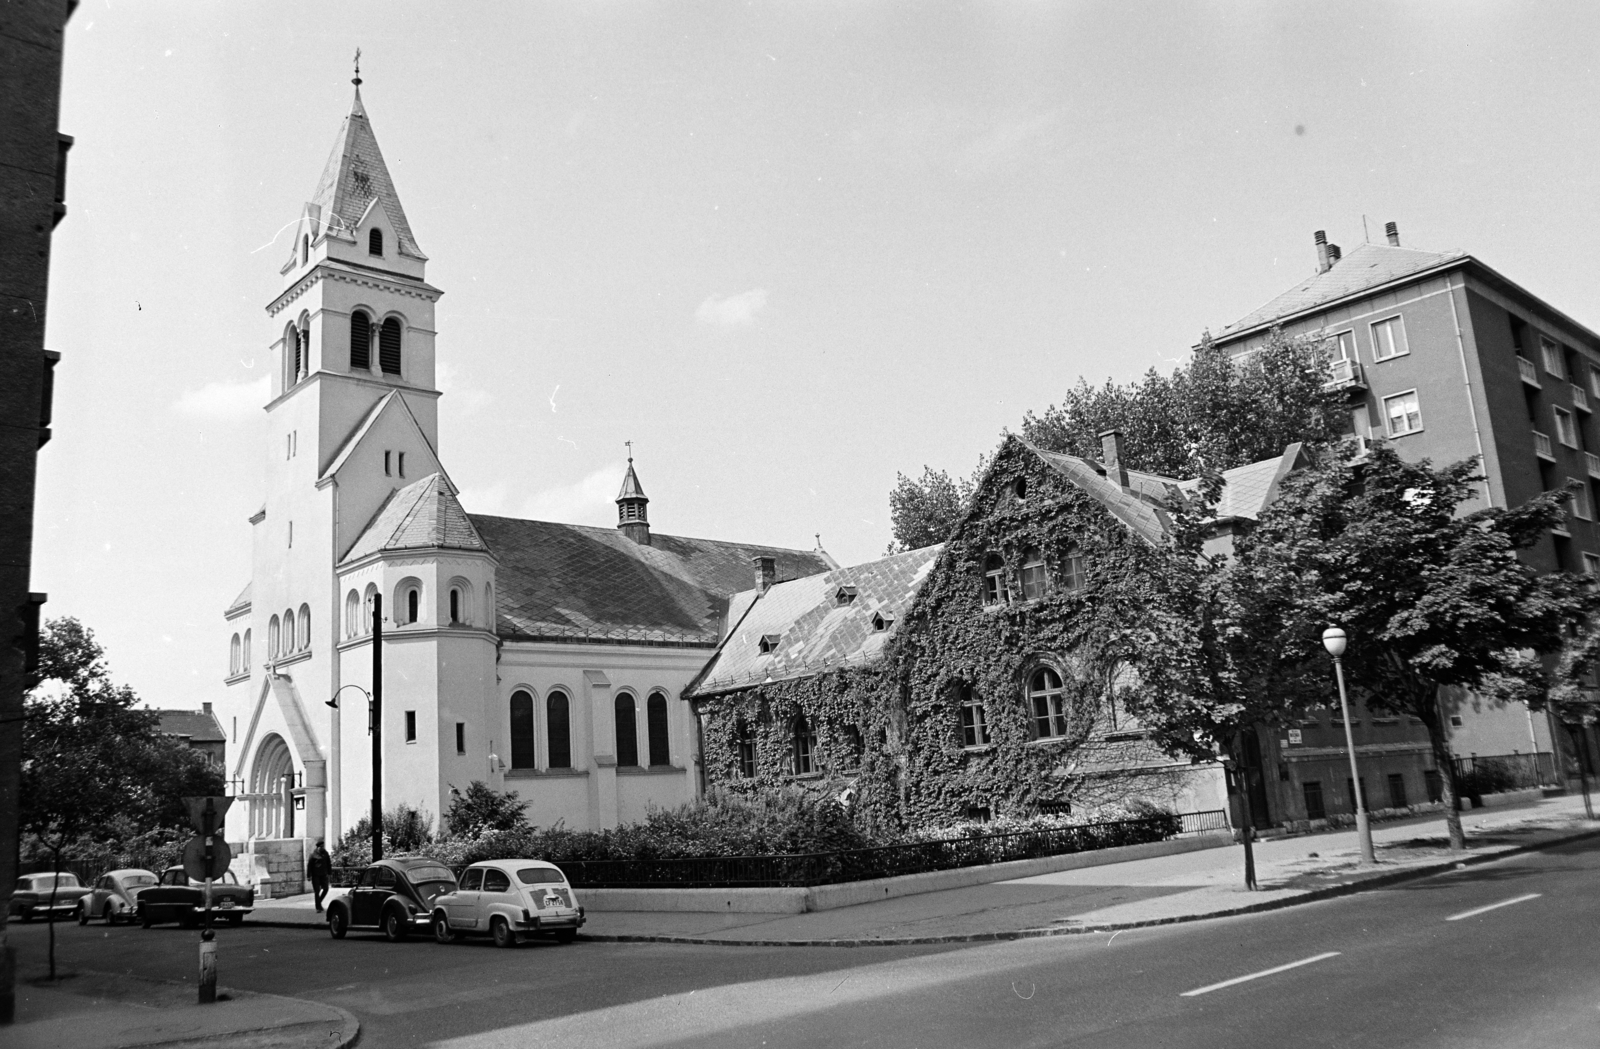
<box><xmin>1518</xmin><ymin>356</ymin><xmax>1541</xmax><ymax>387</ymax></box>
<box><xmin>1452</xmin><ymin>752</ymin><xmax>1559</xmax><ymax>794</ymax></box>
<box><xmin>1534</xmin><ymin>431</ymin><xmax>1555</xmax><ymax>460</ymax></box>
<box><xmin>1324</xmin><ymin>359</ymin><xmax>1366</xmax><ymax>390</ymax></box>
<box><xmin>556</xmin><ymin>814</ymin><xmax>1184</xmax><ymax>889</ymax></box>
<box><xmin>1177</xmin><ymin>809</ymin><xmax>1230</xmax><ymax>835</ymax></box>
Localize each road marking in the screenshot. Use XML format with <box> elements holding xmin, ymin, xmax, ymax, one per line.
<box><xmin>1444</xmin><ymin>893</ymin><xmax>1542</xmax><ymax>922</ymax></box>
<box><xmin>1180</xmin><ymin>952</ymin><xmax>1342</xmax><ymax>997</ymax></box>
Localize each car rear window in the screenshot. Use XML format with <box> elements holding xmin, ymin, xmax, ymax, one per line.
<box><xmin>516</xmin><ymin>868</ymin><xmax>566</xmax><ymax>886</ymax></box>
<box><xmin>405</xmin><ymin>866</ymin><xmax>455</xmax><ymax>886</ymax></box>
<box><xmin>123</xmin><ymin>874</ymin><xmax>157</xmax><ymax>887</ymax></box>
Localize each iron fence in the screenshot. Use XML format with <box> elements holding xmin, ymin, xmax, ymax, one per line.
<box><xmin>1177</xmin><ymin>809</ymin><xmax>1230</xmax><ymax>835</ymax></box>
<box><xmin>1451</xmin><ymin>752</ymin><xmax>1558</xmax><ymax>794</ymax></box>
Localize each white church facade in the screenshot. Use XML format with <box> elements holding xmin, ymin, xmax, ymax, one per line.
<box><xmin>217</xmin><ymin>83</ymin><xmax>833</xmax><ymax>858</ymax></box>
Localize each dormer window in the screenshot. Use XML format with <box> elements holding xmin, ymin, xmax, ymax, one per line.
<box><xmin>758</xmin><ymin>634</ymin><xmax>781</xmax><ymax>655</ymax></box>
<box><xmin>835</xmin><ymin>585</ymin><xmax>858</xmax><ymax>606</ymax></box>
<box><xmin>871</xmin><ymin>611</ymin><xmax>894</xmax><ymax>632</ymax></box>
<box><xmin>369</xmin><ymin>228</ymin><xmax>384</xmax><ymax>256</ymax></box>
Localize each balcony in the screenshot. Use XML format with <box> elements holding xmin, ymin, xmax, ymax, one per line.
<box><xmin>1575</xmin><ymin>384</ymin><xmax>1592</xmax><ymax>413</ymax></box>
<box><xmin>1324</xmin><ymin>358</ymin><xmax>1368</xmax><ymax>393</ymax></box>
<box><xmin>1342</xmin><ymin>433</ymin><xmax>1373</xmax><ymax>460</ymax></box>
<box><xmin>1586</xmin><ymin>452</ymin><xmax>1600</xmax><ymax>479</ymax></box>
<box><xmin>1534</xmin><ymin>431</ymin><xmax>1555</xmax><ymax>461</ymax></box>
<box><xmin>1518</xmin><ymin>356</ymin><xmax>1541</xmax><ymax>387</ymax></box>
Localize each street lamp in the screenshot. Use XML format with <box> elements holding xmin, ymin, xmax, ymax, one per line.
<box><xmin>1322</xmin><ymin>626</ymin><xmax>1376</xmax><ymax>865</ymax></box>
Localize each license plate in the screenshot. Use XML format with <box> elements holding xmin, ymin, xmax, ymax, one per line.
<box><xmin>218</xmin><ymin>900</ymin><xmax>234</xmax><ymax>908</ymax></box>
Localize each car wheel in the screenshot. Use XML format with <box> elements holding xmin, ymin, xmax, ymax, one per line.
<box><xmin>77</xmin><ymin>904</ymin><xmax>90</xmax><ymax>926</ymax></box>
<box><xmin>433</xmin><ymin>913</ymin><xmax>456</xmax><ymax>944</ymax></box>
<box><xmin>104</xmin><ymin>902</ymin><xmax>117</xmax><ymax>925</ymax></box>
<box><xmin>382</xmin><ymin>909</ymin><xmax>408</xmax><ymax>942</ymax></box>
<box><xmin>328</xmin><ymin>907</ymin><xmax>348</xmax><ymax>939</ymax></box>
<box><xmin>554</xmin><ymin>928</ymin><xmax>577</xmax><ymax>944</ymax></box>
<box><xmin>490</xmin><ymin>916</ymin><xmax>517</xmax><ymax>949</ymax></box>
<box><xmin>20</xmin><ymin>908</ymin><xmax>33</xmax><ymax>923</ymax></box>
<box><xmin>139</xmin><ymin>907</ymin><xmax>153</xmax><ymax>929</ymax></box>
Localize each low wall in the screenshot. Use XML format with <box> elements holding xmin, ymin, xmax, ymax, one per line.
<box><xmin>579</xmin><ymin>831</ymin><xmax>1233</xmax><ymax>914</ymax></box>
<box><xmin>250</xmin><ymin>838</ymin><xmax>309</xmax><ymax>898</ymax></box>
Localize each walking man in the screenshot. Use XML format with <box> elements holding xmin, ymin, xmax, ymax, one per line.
<box><xmin>308</xmin><ymin>838</ymin><xmax>332</xmax><ymax>913</ymax></box>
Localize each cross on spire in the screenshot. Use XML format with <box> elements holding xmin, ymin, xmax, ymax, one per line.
<box><xmin>625</xmin><ymin>439</ymin><xmax>633</xmax><ymax>463</ymax></box>
<box><xmin>352</xmin><ymin>48</ymin><xmax>362</xmax><ymax>87</ymax></box>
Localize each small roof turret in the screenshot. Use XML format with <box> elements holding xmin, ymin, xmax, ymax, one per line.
<box><xmin>617</xmin><ymin>445</ymin><xmax>650</xmax><ymax>545</ymax></box>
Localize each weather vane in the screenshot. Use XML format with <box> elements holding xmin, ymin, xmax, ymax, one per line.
<box><xmin>353</xmin><ymin>48</ymin><xmax>362</xmax><ymax>88</ymax></box>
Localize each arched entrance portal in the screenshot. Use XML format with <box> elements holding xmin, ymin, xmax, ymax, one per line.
<box><xmin>250</xmin><ymin>734</ymin><xmax>295</xmax><ymax>839</ymax></box>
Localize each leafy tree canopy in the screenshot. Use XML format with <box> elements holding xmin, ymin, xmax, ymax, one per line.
<box><xmin>446</xmin><ymin>780</ymin><xmax>531</xmax><ymax>838</ymax></box>
<box><xmin>887</xmin><ymin>466</ymin><xmax>975</xmax><ymax>553</ymax></box>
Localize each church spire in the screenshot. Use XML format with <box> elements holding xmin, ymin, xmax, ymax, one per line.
<box><xmin>617</xmin><ymin>444</ymin><xmax>651</xmax><ymax>545</ymax></box>
<box><xmin>306</xmin><ymin>64</ymin><xmax>424</xmax><ymax>260</ymax></box>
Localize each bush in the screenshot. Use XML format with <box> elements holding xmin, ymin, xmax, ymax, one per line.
<box><xmin>445</xmin><ymin>781</ymin><xmax>529</xmax><ymax>838</ymax></box>
<box><xmin>331</xmin><ymin>803</ymin><xmax>434</xmax><ymax>867</ymax></box>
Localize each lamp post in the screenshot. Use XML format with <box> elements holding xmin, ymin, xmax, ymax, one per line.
<box><xmin>1322</xmin><ymin>626</ymin><xmax>1376</xmax><ymax>865</ymax></box>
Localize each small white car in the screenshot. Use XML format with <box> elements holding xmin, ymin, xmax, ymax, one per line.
<box><xmin>431</xmin><ymin>859</ymin><xmax>585</xmax><ymax>948</ymax></box>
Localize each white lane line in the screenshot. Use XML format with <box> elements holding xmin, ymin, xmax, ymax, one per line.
<box><xmin>1444</xmin><ymin>892</ymin><xmax>1542</xmax><ymax>922</ymax></box>
<box><xmin>1180</xmin><ymin>952</ymin><xmax>1342</xmax><ymax>997</ymax></box>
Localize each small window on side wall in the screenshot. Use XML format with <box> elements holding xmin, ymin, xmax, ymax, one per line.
<box><xmin>791</xmin><ymin>714</ymin><xmax>816</xmax><ymax>775</ymax></box>
<box><xmin>449</xmin><ymin>587</ymin><xmax>462</xmax><ymax>625</ymax></box>
<box><xmin>734</xmin><ymin>717</ymin><xmax>756</xmax><ymax>778</ymax></box>
<box><xmin>1029</xmin><ymin>667</ymin><xmax>1069</xmax><ymax>740</ymax></box>
<box><xmin>958</xmin><ymin>684</ymin><xmax>990</xmax><ymax>748</ymax></box>
<box><xmin>369</xmin><ymin>228</ymin><xmax>384</xmax><ymax>256</ymax></box>
<box><xmin>982</xmin><ymin>554</ymin><xmax>1010</xmax><ymax>606</ymax></box>
<box><xmin>1061</xmin><ymin>546</ymin><xmax>1087</xmax><ymax>592</ymax></box>
<box><xmin>1019</xmin><ymin>547</ymin><xmax>1048</xmax><ymax>601</ymax></box>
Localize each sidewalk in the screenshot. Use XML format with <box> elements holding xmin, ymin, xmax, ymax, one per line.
<box><xmin>7</xmin><ymin>967</ymin><xmax>358</xmax><ymax>1049</ymax></box>
<box><xmin>247</xmin><ymin>794</ymin><xmax>1600</xmax><ymax>946</ymax></box>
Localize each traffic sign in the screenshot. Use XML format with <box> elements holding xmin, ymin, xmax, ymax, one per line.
<box><xmin>183</xmin><ymin>835</ymin><xmax>233</xmax><ymax>881</ymax></box>
<box><xmin>184</xmin><ymin>796</ymin><xmax>234</xmax><ymax>834</ymax></box>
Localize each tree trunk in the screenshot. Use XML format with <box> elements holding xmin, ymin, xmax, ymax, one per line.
<box><xmin>46</xmin><ymin>848</ymin><xmax>61</xmax><ymax>981</ymax></box>
<box><xmin>1420</xmin><ymin>694</ymin><xmax>1466</xmax><ymax>850</ymax></box>
<box><xmin>1232</xmin><ymin>731</ymin><xmax>1258</xmax><ymax>891</ymax></box>
<box><xmin>1573</xmin><ymin>723</ymin><xmax>1596</xmax><ymax>822</ymax></box>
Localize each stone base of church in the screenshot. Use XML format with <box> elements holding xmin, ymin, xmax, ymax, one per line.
<box><xmin>236</xmin><ymin>837</ymin><xmax>313</xmax><ymax>898</ymax></box>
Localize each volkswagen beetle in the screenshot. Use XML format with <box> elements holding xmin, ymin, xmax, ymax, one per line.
<box><xmin>326</xmin><ymin>857</ymin><xmax>457</xmax><ymax>942</ymax></box>
<box><xmin>77</xmin><ymin>869</ymin><xmax>158</xmax><ymax>925</ymax></box>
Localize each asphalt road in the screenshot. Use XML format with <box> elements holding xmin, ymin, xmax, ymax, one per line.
<box><xmin>11</xmin><ymin>838</ymin><xmax>1600</xmax><ymax>1048</ymax></box>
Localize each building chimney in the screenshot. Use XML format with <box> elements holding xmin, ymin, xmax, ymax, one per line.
<box><xmin>1327</xmin><ymin>243</ymin><xmax>1341</xmax><ymax>265</ymax></box>
<box><xmin>753</xmin><ymin>555</ymin><xmax>776</xmax><ymax>593</ymax></box>
<box><xmin>1099</xmin><ymin>429</ymin><xmax>1129</xmax><ymax>489</ymax></box>
<box><xmin>203</xmin><ymin>702</ymin><xmax>212</xmax><ymax>715</ymax></box>
<box><xmin>1314</xmin><ymin>230</ymin><xmax>1330</xmax><ymax>274</ymax></box>
<box><xmin>1385</xmin><ymin>221</ymin><xmax>1400</xmax><ymax>247</ymax></box>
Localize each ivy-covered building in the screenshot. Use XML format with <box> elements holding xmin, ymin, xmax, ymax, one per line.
<box><xmin>685</xmin><ymin>432</ymin><xmax>1313</xmax><ymax>829</ymax></box>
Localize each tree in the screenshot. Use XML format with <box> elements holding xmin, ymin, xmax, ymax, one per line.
<box><xmin>886</xmin><ymin>466</ymin><xmax>976</xmax><ymax>553</ymax></box>
<box><xmin>1234</xmin><ymin>446</ymin><xmax>1588</xmax><ymax>850</ymax></box>
<box><xmin>1022</xmin><ymin>329</ymin><xmax>1345</xmax><ymax>477</ymax></box>
<box><xmin>1523</xmin><ymin>621</ymin><xmax>1600</xmax><ymax>820</ymax></box>
<box><xmin>445</xmin><ymin>781</ymin><xmax>530</xmax><ymax>838</ymax></box>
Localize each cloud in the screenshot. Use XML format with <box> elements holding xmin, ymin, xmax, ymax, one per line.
<box><xmin>173</xmin><ymin>376</ymin><xmax>271</xmax><ymax>418</ymax></box>
<box><xmin>455</xmin><ymin>483</ymin><xmax>508</xmax><ymax>516</ymax></box>
<box><xmin>518</xmin><ymin>463</ymin><xmax>625</xmax><ymax>524</ymax></box>
<box><xmin>696</xmin><ymin>288</ymin><xmax>768</xmax><ymax>328</ymax></box>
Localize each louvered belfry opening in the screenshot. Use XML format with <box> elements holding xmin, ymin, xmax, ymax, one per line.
<box><xmin>350</xmin><ymin>311</ymin><xmax>371</xmax><ymax>371</ymax></box>
<box><xmin>379</xmin><ymin>317</ymin><xmax>402</xmax><ymax>375</ymax></box>
<box><xmin>368</xmin><ymin>228</ymin><xmax>384</xmax><ymax>256</ymax></box>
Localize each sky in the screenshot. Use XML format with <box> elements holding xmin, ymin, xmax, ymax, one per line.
<box><xmin>37</xmin><ymin>1</ymin><xmax>1600</xmax><ymax>711</ymax></box>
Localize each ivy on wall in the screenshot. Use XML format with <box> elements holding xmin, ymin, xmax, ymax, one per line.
<box><xmin>695</xmin><ymin>437</ymin><xmax>1198</xmax><ymax>830</ymax></box>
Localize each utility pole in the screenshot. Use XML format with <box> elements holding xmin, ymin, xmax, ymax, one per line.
<box><xmin>371</xmin><ymin>594</ymin><xmax>383</xmax><ymax>862</ymax></box>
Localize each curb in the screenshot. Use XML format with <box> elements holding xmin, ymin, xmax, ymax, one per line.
<box><xmin>576</xmin><ymin>824</ymin><xmax>1600</xmax><ymax>948</ymax></box>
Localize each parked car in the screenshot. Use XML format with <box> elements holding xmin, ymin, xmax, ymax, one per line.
<box><xmin>10</xmin><ymin>872</ymin><xmax>92</xmax><ymax>922</ymax></box>
<box><xmin>327</xmin><ymin>857</ymin><xmax>458</xmax><ymax>942</ymax></box>
<box><xmin>431</xmin><ymin>859</ymin><xmax>585</xmax><ymax>948</ymax></box>
<box><xmin>136</xmin><ymin>866</ymin><xmax>255</xmax><ymax>927</ymax></box>
<box><xmin>76</xmin><ymin>869</ymin><xmax>159</xmax><ymax>925</ymax></box>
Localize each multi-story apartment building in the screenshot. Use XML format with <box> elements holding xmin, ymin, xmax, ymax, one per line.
<box><xmin>1207</xmin><ymin>223</ymin><xmax>1600</xmax><ymax>826</ymax></box>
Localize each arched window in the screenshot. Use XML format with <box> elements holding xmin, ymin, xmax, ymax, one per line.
<box><xmin>407</xmin><ymin>586</ymin><xmax>420</xmax><ymax>625</ymax></box>
<box><xmin>734</xmin><ymin>717</ymin><xmax>755</xmax><ymax>778</ymax></box>
<box><xmin>959</xmin><ymin>683</ymin><xmax>990</xmax><ymax>747</ymax></box>
<box><xmin>1062</xmin><ymin>545</ymin><xmax>1087</xmax><ymax>592</ymax></box>
<box><xmin>282</xmin><ymin>609</ymin><xmax>295</xmax><ymax>653</ymax></box>
<box><xmin>547</xmin><ymin>691</ymin><xmax>571</xmax><ymax>769</ymax></box>
<box><xmin>509</xmin><ymin>690</ymin><xmax>536</xmax><ymax>769</ymax></box>
<box><xmin>379</xmin><ymin>317</ymin><xmax>402</xmax><ymax>376</ymax></box>
<box><xmin>297</xmin><ymin>603</ymin><xmax>311</xmax><ymax>651</ymax></box>
<box><xmin>230</xmin><ymin>633</ymin><xmax>241</xmax><ymax>676</ymax></box>
<box><xmin>983</xmin><ymin>553</ymin><xmax>1010</xmax><ymax>606</ymax></box>
<box><xmin>1020</xmin><ymin>547</ymin><xmax>1048</xmax><ymax>601</ymax></box>
<box><xmin>449</xmin><ymin>587</ymin><xmax>462</xmax><ymax>625</ymax></box>
<box><xmin>350</xmin><ymin>310</ymin><xmax>372</xmax><ymax>372</ymax></box>
<box><xmin>395</xmin><ymin>580</ymin><xmax>422</xmax><ymax>625</ymax></box>
<box><xmin>242</xmin><ymin>629</ymin><xmax>251</xmax><ymax>668</ymax></box>
<box><xmin>285</xmin><ymin>324</ymin><xmax>301</xmax><ymax>388</ymax></box>
<box><xmin>297</xmin><ymin>318</ymin><xmax>311</xmax><ymax>379</ymax></box>
<box><xmin>345</xmin><ymin>590</ymin><xmax>360</xmax><ymax>638</ymax></box>
<box><xmin>368</xmin><ymin>228</ymin><xmax>384</xmax><ymax>256</ymax></box>
<box><xmin>646</xmin><ymin>692</ymin><xmax>670</xmax><ymax>766</ymax></box>
<box><xmin>1029</xmin><ymin>667</ymin><xmax>1068</xmax><ymax>740</ymax></box>
<box><xmin>268</xmin><ymin>615</ymin><xmax>281</xmax><ymax>659</ymax></box>
<box><xmin>614</xmin><ymin>693</ymin><xmax>638</xmax><ymax>767</ymax></box>
<box><xmin>301</xmin><ymin>234</ymin><xmax>309</xmax><ymax>266</ymax></box>
<box><xmin>363</xmin><ymin>583</ymin><xmax>378</xmax><ymax>629</ymax></box>
<box><xmin>791</xmin><ymin>714</ymin><xmax>816</xmax><ymax>775</ymax></box>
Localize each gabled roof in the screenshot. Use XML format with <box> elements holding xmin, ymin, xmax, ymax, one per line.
<box><xmin>225</xmin><ymin>583</ymin><xmax>252</xmax><ymax>616</ymax></box>
<box><xmin>1212</xmin><ymin>242</ymin><xmax>1467</xmax><ymax>342</ymax></box>
<box><xmin>310</xmin><ymin>88</ymin><xmax>425</xmax><ymax>259</ymax></box>
<box><xmin>343</xmin><ymin>473</ymin><xmax>487</xmax><ymax>564</ymax></box>
<box><xmin>1028</xmin><ymin>444</ymin><xmax>1175</xmax><ymax>546</ymax></box>
<box><xmin>158</xmin><ymin>709</ymin><xmax>226</xmax><ymax>744</ymax></box>
<box><xmin>686</xmin><ymin>545</ymin><xmax>942</xmax><ymax>697</ymax></box>
<box><xmin>471</xmin><ymin>516</ymin><xmax>834</xmax><ymax>647</ymax></box>
<box><xmin>1176</xmin><ymin>447</ymin><xmax>1304</xmax><ymax>522</ymax></box>
<box><xmin>319</xmin><ymin>390</ymin><xmax>436</xmax><ymax>485</ymax></box>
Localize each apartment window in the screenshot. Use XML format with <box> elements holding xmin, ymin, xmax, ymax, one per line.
<box><xmin>1589</xmin><ymin>366</ymin><xmax>1600</xmax><ymax>400</ymax></box>
<box><xmin>455</xmin><ymin>722</ymin><xmax>466</xmax><ymax>756</ymax></box>
<box><xmin>1330</xmin><ymin>329</ymin><xmax>1356</xmax><ymax>362</ymax></box>
<box><xmin>1584</xmin><ymin>552</ymin><xmax>1600</xmax><ymax>576</ymax></box>
<box><xmin>1383</xmin><ymin>390</ymin><xmax>1423</xmax><ymax>436</ymax></box>
<box><xmin>1371</xmin><ymin>316</ymin><xmax>1409</xmax><ymax>361</ymax></box>
<box><xmin>1542</xmin><ymin>337</ymin><xmax>1565</xmax><ymax>379</ymax></box>
<box><xmin>982</xmin><ymin>554</ymin><xmax>1010</xmax><ymax>606</ymax></box>
<box><xmin>1302</xmin><ymin>781</ymin><xmax>1326</xmax><ymax>821</ymax></box>
<box><xmin>958</xmin><ymin>684</ymin><xmax>990</xmax><ymax>748</ymax></box>
<box><xmin>1570</xmin><ymin>478</ymin><xmax>1593</xmax><ymax>521</ymax></box>
<box><xmin>1387</xmin><ymin>773</ymin><xmax>1408</xmax><ymax>810</ymax></box>
<box><xmin>1555</xmin><ymin>407</ymin><xmax>1578</xmax><ymax>448</ymax></box>
<box><xmin>404</xmin><ymin>710</ymin><xmax>417</xmax><ymax>743</ymax></box>
<box><xmin>1029</xmin><ymin>667</ymin><xmax>1069</xmax><ymax>740</ymax></box>
<box><xmin>1019</xmin><ymin>547</ymin><xmax>1049</xmax><ymax>601</ymax></box>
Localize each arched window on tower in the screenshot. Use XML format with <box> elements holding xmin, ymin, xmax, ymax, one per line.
<box><xmin>268</xmin><ymin>615</ymin><xmax>281</xmax><ymax>659</ymax></box>
<box><xmin>509</xmin><ymin>690</ymin><xmax>536</xmax><ymax>770</ymax></box>
<box><xmin>614</xmin><ymin>693</ymin><xmax>638</xmax><ymax>768</ymax></box>
<box><xmin>242</xmin><ymin>629</ymin><xmax>251</xmax><ymax>668</ymax></box>
<box><xmin>350</xmin><ymin>311</ymin><xmax>372</xmax><ymax>372</ymax></box>
<box><xmin>345</xmin><ymin>590</ymin><xmax>359</xmax><ymax>639</ymax></box>
<box><xmin>379</xmin><ymin>318</ymin><xmax>402</xmax><ymax>376</ymax></box>
<box><xmin>646</xmin><ymin>692</ymin><xmax>670</xmax><ymax>767</ymax></box>
<box><xmin>407</xmin><ymin>586</ymin><xmax>419</xmax><ymax>625</ymax></box>
<box><xmin>297</xmin><ymin>317</ymin><xmax>311</xmax><ymax>379</ymax></box>
<box><xmin>229</xmin><ymin>633</ymin><xmax>241</xmax><ymax>676</ymax></box>
<box><xmin>297</xmin><ymin>603</ymin><xmax>311</xmax><ymax>651</ymax></box>
<box><xmin>285</xmin><ymin>324</ymin><xmax>301</xmax><ymax>389</ymax></box>
<box><xmin>282</xmin><ymin>609</ymin><xmax>296</xmax><ymax>653</ymax></box>
<box><xmin>449</xmin><ymin>587</ymin><xmax>462</xmax><ymax>625</ymax></box>
<box><xmin>368</xmin><ymin>228</ymin><xmax>384</xmax><ymax>256</ymax></box>
<box><xmin>301</xmin><ymin>234</ymin><xmax>309</xmax><ymax>266</ymax></box>
<box><xmin>547</xmin><ymin>691</ymin><xmax>571</xmax><ymax>769</ymax></box>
